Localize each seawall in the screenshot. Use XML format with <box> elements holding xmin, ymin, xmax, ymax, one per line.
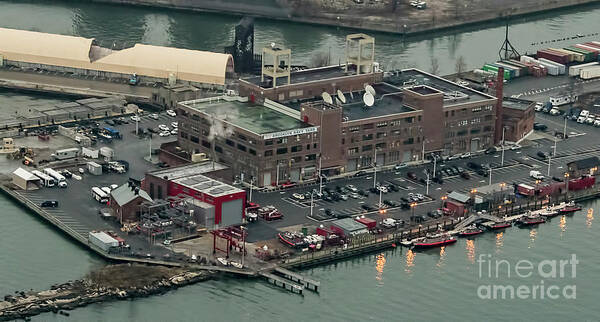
<box><xmin>86</xmin><ymin>0</ymin><xmax>600</xmax><ymax>35</ymax></box>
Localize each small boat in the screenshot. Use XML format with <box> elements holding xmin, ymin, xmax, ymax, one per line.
<box><xmin>490</xmin><ymin>221</ymin><xmax>512</xmax><ymax>230</ymax></box>
<box><xmin>217</xmin><ymin>257</ymin><xmax>229</xmax><ymax>266</ymax></box>
<box><xmin>517</xmin><ymin>212</ymin><xmax>546</xmax><ymax>227</ymax></box>
<box><xmin>559</xmin><ymin>201</ymin><xmax>582</xmax><ymax>214</ymax></box>
<box><xmin>413</xmin><ymin>234</ymin><xmax>457</xmax><ymax>249</ymax></box>
<box><xmin>230</xmin><ymin>261</ymin><xmax>243</xmax><ymax>269</ymax></box>
<box><xmin>458</xmin><ymin>224</ymin><xmax>484</xmax><ymax>237</ymax></box>
<box><xmin>538</xmin><ymin>206</ymin><xmax>560</xmax><ymax>218</ymax></box>
<box><xmin>278</xmin><ymin>231</ymin><xmax>308</xmax><ymax>248</ymax></box>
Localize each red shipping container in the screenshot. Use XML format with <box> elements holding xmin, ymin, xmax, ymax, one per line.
<box><xmin>583</xmin><ymin>42</ymin><xmax>600</xmax><ymax>50</ymax></box>
<box><xmin>537</xmin><ymin>49</ymin><xmax>569</xmax><ymax>65</ymax></box>
<box><xmin>568</xmin><ymin>176</ymin><xmax>595</xmax><ymax>191</ymax></box>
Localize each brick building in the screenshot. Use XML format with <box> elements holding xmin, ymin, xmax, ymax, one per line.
<box><xmin>109</xmin><ymin>182</ymin><xmax>153</xmax><ymax>223</ymax></box>
<box><xmin>500</xmin><ymin>98</ymin><xmax>535</xmax><ymax>143</ymax></box>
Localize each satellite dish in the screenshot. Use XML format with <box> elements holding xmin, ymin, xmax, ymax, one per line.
<box><xmin>335</xmin><ymin>98</ymin><xmax>341</xmax><ymax>106</ymax></box>
<box><xmin>363</xmin><ymin>92</ymin><xmax>375</xmax><ymax>107</ymax></box>
<box><xmin>365</xmin><ymin>84</ymin><xmax>376</xmax><ymax>96</ymax></box>
<box><xmin>270</xmin><ymin>42</ymin><xmax>276</xmax><ymax>48</ymax></box>
<box><xmin>337</xmin><ymin>90</ymin><xmax>347</xmax><ymax>104</ymax></box>
<box><xmin>322</xmin><ymin>92</ymin><xmax>333</xmax><ymax>105</ymax></box>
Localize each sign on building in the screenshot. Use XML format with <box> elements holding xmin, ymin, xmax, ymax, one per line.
<box><xmin>262</xmin><ymin>127</ymin><xmax>317</xmax><ymax>140</ymax></box>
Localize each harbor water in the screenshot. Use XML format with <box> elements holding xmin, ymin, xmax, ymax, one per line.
<box><xmin>0</xmin><ymin>1</ymin><xmax>600</xmax><ymax>320</ymax></box>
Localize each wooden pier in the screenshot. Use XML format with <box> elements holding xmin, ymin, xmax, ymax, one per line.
<box><xmin>259</xmin><ymin>272</ymin><xmax>305</xmax><ymax>295</ymax></box>
<box><xmin>274</xmin><ymin>267</ymin><xmax>320</xmax><ymax>292</ymax></box>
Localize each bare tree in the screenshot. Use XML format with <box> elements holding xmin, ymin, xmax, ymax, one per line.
<box><xmin>455</xmin><ymin>55</ymin><xmax>467</xmax><ymax>77</ymax></box>
<box><xmin>430</xmin><ymin>57</ymin><xmax>440</xmax><ymax>75</ymax></box>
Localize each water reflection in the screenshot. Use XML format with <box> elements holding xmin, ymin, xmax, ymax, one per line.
<box><xmin>436</xmin><ymin>246</ymin><xmax>447</xmax><ymax>268</ymax></box>
<box><xmin>586</xmin><ymin>208</ymin><xmax>594</xmax><ymax>228</ymax></box>
<box><xmin>465</xmin><ymin>240</ymin><xmax>475</xmax><ymax>264</ymax></box>
<box><xmin>559</xmin><ymin>215</ymin><xmax>567</xmax><ymax>236</ymax></box>
<box><xmin>495</xmin><ymin>232</ymin><xmax>504</xmax><ymax>254</ymax></box>
<box><xmin>405</xmin><ymin>249</ymin><xmax>415</xmax><ymax>274</ymax></box>
<box><xmin>528</xmin><ymin>229</ymin><xmax>537</xmax><ymax>248</ymax></box>
<box><xmin>375</xmin><ymin>253</ymin><xmax>386</xmax><ymax>283</ymax></box>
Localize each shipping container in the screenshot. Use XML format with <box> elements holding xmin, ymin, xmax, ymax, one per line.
<box><xmin>494</xmin><ymin>62</ymin><xmax>520</xmax><ymax>77</ymax></box>
<box><xmin>88</xmin><ymin>231</ymin><xmax>119</xmax><ymax>252</ymax></box>
<box><xmin>517</xmin><ymin>183</ymin><xmax>536</xmax><ymax>196</ymax></box>
<box><xmin>520</xmin><ymin>55</ymin><xmax>538</xmax><ymax>64</ymax></box>
<box><xmin>87</xmin><ymin>161</ymin><xmax>102</xmax><ymax>175</ymax></box>
<box><xmin>482</xmin><ymin>64</ymin><xmax>511</xmax><ymax>80</ymax></box>
<box><xmin>574</xmin><ymin>44</ymin><xmax>600</xmax><ymax>57</ymax></box>
<box><xmin>564</xmin><ymin>46</ymin><xmax>595</xmax><ymax>62</ymax></box>
<box><xmin>547</xmin><ymin>48</ymin><xmax>577</xmax><ymax>62</ymax></box>
<box><xmin>586</xmin><ymin>41</ymin><xmax>600</xmax><ymax>49</ymax></box>
<box><xmin>580</xmin><ymin>66</ymin><xmax>600</xmax><ymax>79</ymax></box>
<box><xmin>551</xmin><ymin>48</ymin><xmax>585</xmax><ymax>62</ymax></box>
<box><xmin>568</xmin><ymin>62</ymin><xmax>599</xmax><ymax>76</ymax></box>
<box><xmin>537</xmin><ymin>58</ymin><xmax>566</xmax><ymax>75</ymax></box>
<box><xmin>537</xmin><ymin>60</ymin><xmax>560</xmax><ymax>76</ymax></box>
<box><xmin>536</xmin><ymin>49</ymin><xmax>569</xmax><ymax>64</ymax></box>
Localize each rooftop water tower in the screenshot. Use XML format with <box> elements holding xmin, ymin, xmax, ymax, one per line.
<box><xmin>261</xmin><ymin>44</ymin><xmax>291</xmax><ymax>88</ymax></box>
<box><xmin>345</xmin><ymin>33</ymin><xmax>375</xmax><ymax>75</ymax></box>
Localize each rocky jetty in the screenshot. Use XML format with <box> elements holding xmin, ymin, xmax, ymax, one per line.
<box><xmin>0</xmin><ymin>265</ymin><xmax>213</xmax><ymax>321</ymax></box>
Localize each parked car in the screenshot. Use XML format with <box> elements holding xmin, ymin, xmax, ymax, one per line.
<box><xmin>406</xmin><ymin>172</ymin><xmax>417</xmax><ymax>180</ymax></box>
<box><xmin>394</xmin><ymin>163</ymin><xmax>408</xmax><ymax>170</ymax></box>
<box><xmin>533</xmin><ymin>123</ymin><xmax>548</xmax><ymax>131</ymax></box>
<box><xmin>41</xmin><ymin>200</ymin><xmax>59</xmax><ymax>208</ymax></box>
<box><xmin>130</xmin><ymin>115</ymin><xmax>141</xmax><ymax>122</ymax></box>
<box><xmin>361</xmin><ymin>204</ymin><xmax>375</xmax><ymax>211</ymax></box>
<box><xmin>346</xmin><ymin>184</ymin><xmax>358</xmax><ymax>192</ymax></box>
<box><xmin>484</xmin><ymin>147</ymin><xmax>498</xmax><ymax>154</ymax></box>
<box><xmin>159</xmin><ymin>131</ymin><xmax>170</xmax><ymax>137</ymax></box>
<box><xmin>537</xmin><ymin>151</ymin><xmax>548</xmax><ymax>159</ymax></box>
<box><xmin>461</xmin><ymin>172</ymin><xmax>471</xmax><ymax>180</ymax></box>
<box><xmin>166</xmin><ymin>109</ymin><xmax>177</xmax><ymax>117</ymax></box>
<box><xmin>158</xmin><ymin>124</ymin><xmax>169</xmax><ymax>131</ymax></box>
<box><xmin>358</xmin><ymin>189</ymin><xmax>369</xmax><ymax>196</ymax></box>
<box><xmin>552</xmin><ymin>176</ymin><xmax>564</xmax><ymax>182</ymax></box>
<box><xmin>477</xmin><ymin>169</ymin><xmax>488</xmax><ymax>177</ymax></box>
<box><xmin>292</xmin><ymin>193</ymin><xmax>305</xmax><ymax>200</ymax></box>
<box><xmin>150</xmin><ymin>113</ymin><xmax>159</xmax><ymax>120</ymax></box>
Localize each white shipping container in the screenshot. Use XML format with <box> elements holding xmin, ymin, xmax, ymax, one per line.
<box><xmin>100</xmin><ymin>147</ymin><xmax>114</xmax><ymax>159</ymax></box>
<box><xmin>538</xmin><ymin>61</ymin><xmax>560</xmax><ymax>76</ymax></box>
<box><xmin>580</xmin><ymin>66</ymin><xmax>600</xmax><ymax>80</ymax></box>
<box><xmin>88</xmin><ymin>231</ymin><xmax>119</xmax><ymax>252</ymax></box>
<box><xmin>82</xmin><ymin>147</ymin><xmax>99</xmax><ymax>158</ymax></box>
<box><xmin>568</xmin><ymin>62</ymin><xmax>598</xmax><ymax>76</ymax></box>
<box><xmin>537</xmin><ymin>58</ymin><xmax>566</xmax><ymax>75</ymax></box>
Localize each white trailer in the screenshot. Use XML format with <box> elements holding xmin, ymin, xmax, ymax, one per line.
<box><xmin>549</xmin><ymin>94</ymin><xmax>576</xmax><ymax>106</ymax></box>
<box><xmin>43</xmin><ymin>168</ymin><xmax>66</xmax><ymax>183</ymax></box>
<box><xmin>580</xmin><ymin>66</ymin><xmax>600</xmax><ymax>80</ymax></box>
<box><xmin>88</xmin><ymin>231</ymin><xmax>119</xmax><ymax>252</ymax></box>
<box><xmin>537</xmin><ymin>58</ymin><xmax>566</xmax><ymax>75</ymax></box>
<box><xmin>51</xmin><ymin>148</ymin><xmax>80</xmax><ymax>160</ymax></box>
<box><xmin>537</xmin><ymin>60</ymin><xmax>560</xmax><ymax>76</ymax></box>
<box><xmin>91</xmin><ymin>187</ymin><xmax>109</xmax><ymax>203</ymax></box>
<box><xmin>31</xmin><ymin>170</ymin><xmax>55</xmax><ymax>187</ymax></box>
<box><xmin>568</xmin><ymin>62</ymin><xmax>598</xmax><ymax>76</ymax></box>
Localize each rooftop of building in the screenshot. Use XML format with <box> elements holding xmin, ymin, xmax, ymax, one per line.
<box><xmin>242</xmin><ymin>65</ymin><xmax>361</xmax><ymax>89</ymax></box>
<box><xmin>148</xmin><ymin>161</ymin><xmax>228</xmax><ymax>181</ymax></box>
<box><xmin>502</xmin><ymin>97</ymin><xmax>534</xmax><ymax>111</ymax></box>
<box><xmin>385</xmin><ymin>69</ymin><xmax>496</xmax><ymax>106</ymax></box>
<box><xmin>332</xmin><ymin>217</ymin><xmax>369</xmax><ymax>232</ymax></box>
<box><xmin>111</xmin><ymin>183</ymin><xmax>153</xmax><ymax>207</ymax></box>
<box><xmin>180</xmin><ymin>96</ymin><xmax>311</xmax><ymax>135</ymax></box>
<box><xmin>172</xmin><ymin>173</ymin><xmax>244</xmax><ymax>198</ymax></box>
<box><xmin>293</xmin><ymin>82</ymin><xmax>416</xmax><ymax>121</ymax></box>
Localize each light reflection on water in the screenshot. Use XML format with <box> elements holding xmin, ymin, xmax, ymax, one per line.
<box><xmin>405</xmin><ymin>249</ymin><xmax>415</xmax><ymax>274</ymax></box>
<box><xmin>436</xmin><ymin>246</ymin><xmax>447</xmax><ymax>268</ymax></box>
<box><xmin>528</xmin><ymin>229</ymin><xmax>537</xmax><ymax>248</ymax></box>
<box><xmin>559</xmin><ymin>215</ymin><xmax>567</xmax><ymax>236</ymax></box>
<box><xmin>495</xmin><ymin>232</ymin><xmax>504</xmax><ymax>254</ymax></box>
<box><xmin>375</xmin><ymin>253</ymin><xmax>386</xmax><ymax>284</ymax></box>
<box><xmin>586</xmin><ymin>208</ymin><xmax>594</xmax><ymax>228</ymax></box>
<box><xmin>465</xmin><ymin>240</ymin><xmax>475</xmax><ymax>264</ymax></box>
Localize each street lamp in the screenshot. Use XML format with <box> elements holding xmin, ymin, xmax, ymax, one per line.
<box><xmin>249</xmin><ymin>177</ymin><xmax>255</xmax><ymax>202</ymax></box>
<box><xmin>564</xmin><ymin>172</ymin><xmax>570</xmax><ymax>197</ymax></box>
<box><xmin>441</xmin><ymin>195</ymin><xmax>448</xmax><ymax>207</ymax></box>
<box><xmin>410</xmin><ymin>202</ymin><xmax>417</xmax><ymax>220</ymax></box>
<box><xmin>470</xmin><ymin>188</ymin><xmax>477</xmax><ymax>194</ymax></box>
<box><xmin>501</xmin><ymin>126</ymin><xmax>506</xmax><ymax>166</ymax></box>
<box><xmin>310</xmin><ymin>191</ymin><xmax>315</xmax><ymax>218</ymax></box>
<box><xmin>425</xmin><ymin>171</ymin><xmax>430</xmax><ymax>195</ymax></box>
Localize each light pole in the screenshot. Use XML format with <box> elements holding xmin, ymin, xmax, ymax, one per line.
<box><xmin>410</xmin><ymin>202</ymin><xmax>417</xmax><ymax>220</ymax></box>
<box><xmin>488</xmin><ymin>166</ymin><xmax>492</xmax><ymax>186</ymax></box>
<box><xmin>135</xmin><ymin>111</ymin><xmax>139</xmax><ymax>136</ymax></box>
<box><xmin>310</xmin><ymin>191</ymin><xmax>315</xmax><ymax>218</ymax></box>
<box><xmin>249</xmin><ymin>177</ymin><xmax>254</xmax><ymax>202</ymax></box>
<box><xmin>241</xmin><ymin>226</ymin><xmax>246</xmax><ymax>268</ymax></box>
<box><xmin>564</xmin><ymin>172</ymin><xmax>570</xmax><ymax>199</ymax></box>
<box><xmin>319</xmin><ymin>156</ymin><xmax>323</xmax><ymax>195</ymax></box>
<box><xmin>276</xmin><ymin>161</ymin><xmax>281</xmax><ymax>187</ymax></box>
<box><xmin>379</xmin><ymin>189</ymin><xmax>383</xmax><ymax>209</ymax></box>
<box><xmin>499</xmin><ymin>182</ymin><xmax>506</xmax><ymax>202</ymax></box>
<box><xmin>433</xmin><ymin>156</ymin><xmax>437</xmax><ymax>177</ymax></box>
<box><xmin>548</xmin><ymin>137</ymin><xmax>556</xmax><ymax>176</ymax></box>
<box><xmin>563</xmin><ymin>117</ymin><xmax>567</xmax><ymax>139</ymax></box>
<box><xmin>426</xmin><ymin>171</ymin><xmax>430</xmax><ymax>195</ymax></box>
<box><xmin>373</xmin><ymin>148</ymin><xmax>377</xmax><ymax>188</ymax></box>
<box><xmin>501</xmin><ymin>126</ymin><xmax>506</xmax><ymax>166</ymax></box>
<box><xmin>441</xmin><ymin>195</ymin><xmax>448</xmax><ymax>208</ymax></box>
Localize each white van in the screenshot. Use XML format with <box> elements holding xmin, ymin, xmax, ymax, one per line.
<box><xmin>529</xmin><ymin>170</ymin><xmax>544</xmax><ymax>180</ymax></box>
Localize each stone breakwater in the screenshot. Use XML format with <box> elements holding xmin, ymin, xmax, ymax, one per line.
<box><xmin>0</xmin><ymin>265</ymin><xmax>213</xmax><ymax>321</ymax></box>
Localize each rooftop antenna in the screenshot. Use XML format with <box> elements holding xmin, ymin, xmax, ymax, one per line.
<box><xmin>365</xmin><ymin>84</ymin><xmax>376</xmax><ymax>96</ymax></box>
<box><xmin>499</xmin><ymin>20</ymin><xmax>520</xmax><ymax>60</ymax></box>
<box><xmin>363</xmin><ymin>92</ymin><xmax>375</xmax><ymax>107</ymax></box>
<box><xmin>322</xmin><ymin>92</ymin><xmax>333</xmax><ymax>105</ymax></box>
<box><xmin>337</xmin><ymin>89</ymin><xmax>347</xmax><ymax>104</ymax></box>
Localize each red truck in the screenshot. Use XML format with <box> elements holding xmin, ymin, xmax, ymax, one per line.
<box><xmin>258</xmin><ymin>206</ymin><xmax>283</xmax><ymax>221</ymax></box>
<box><xmin>517</xmin><ymin>183</ymin><xmax>536</xmax><ymax>196</ymax></box>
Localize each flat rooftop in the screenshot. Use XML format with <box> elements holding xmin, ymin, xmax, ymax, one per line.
<box><xmin>181</xmin><ymin>96</ymin><xmax>310</xmax><ymax>135</ymax></box>
<box><xmin>503</xmin><ymin>98</ymin><xmax>534</xmax><ymax>111</ymax></box>
<box><xmin>332</xmin><ymin>218</ymin><xmax>368</xmax><ymax>232</ymax></box>
<box><xmin>172</xmin><ymin>173</ymin><xmax>243</xmax><ymax>198</ymax></box>
<box><xmin>148</xmin><ymin>161</ymin><xmax>228</xmax><ymax>181</ymax></box>
<box><xmin>242</xmin><ymin>65</ymin><xmax>351</xmax><ymax>88</ymax></box>
<box><xmin>386</xmin><ymin>69</ymin><xmax>495</xmax><ymax>106</ymax></box>
<box><xmin>340</xmin><ymin>83</ymin><xmax>415</xmax><ymax>121</ymax></box>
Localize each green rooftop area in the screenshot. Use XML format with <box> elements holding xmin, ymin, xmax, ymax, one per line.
<box><xmin>184</xmin><ymin>98</ymin><xmax>308</xmax><ymax>135</ymax></box>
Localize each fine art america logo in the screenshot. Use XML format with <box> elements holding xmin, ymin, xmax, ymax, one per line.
<box><xmin>477</xmin><ymin>254</ymin><xmax>578</xmax><ymax>300</ymax></box>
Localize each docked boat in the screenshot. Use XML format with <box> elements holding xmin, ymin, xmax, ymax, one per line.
<box><xmin>217</xmin><ymin>257</ymin><xmax>229</xmax><ymax>266</ymax></box>
<box><xmin>517</xmin><ymin>212</ymin><xmax>546</xmax><ymax>227</ymax></box>
<box><xmin>230</xmin><ymin>261</ymin><xmax>243</xmax><ymax>269</ymax></box>
<box><xmin>458</xmin><ymin>224</ymin><xmax>484</xmax><ymax>237</ymax></box>
<box><xmin>558</xmin><ymin>201</ymin><xmax>582</xmax><ymax>214</ymax></box>
<box><xmin>538</xmin><ymin>206</ymin><xmax>560</xmax><ymax>218</ymax></box>
<box><xmin>278</xmin><ymin>231</ymin><xmax>308</xmax><ymax>248</ymax></box>
<box><xmin>489</xmin><ymin>221</ymin><xmax>512</xmax><ymax>230</ymax></box>
<box><xmin>412</xmin><ymin>234</ymin><xmax>457</xmax><ymax>249</ymax></box>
